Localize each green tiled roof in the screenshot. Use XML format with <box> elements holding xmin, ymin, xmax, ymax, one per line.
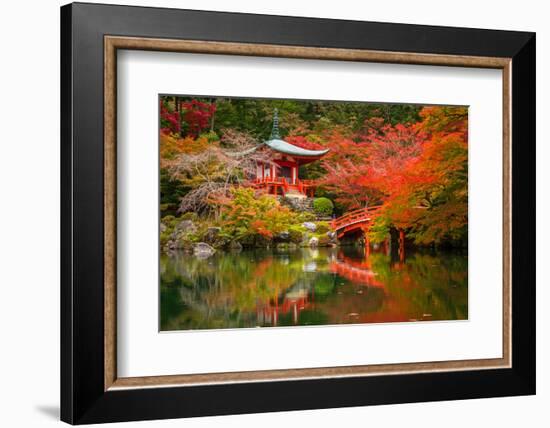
<box><xmin>265</xmin><ymin>108</ymin><xmax>329</xmax><ymax>157</ymax></box>
<box><xmin>264</xmin><ymin>139</ymin><xmax>330</xmax><ymax>157</ymax></box>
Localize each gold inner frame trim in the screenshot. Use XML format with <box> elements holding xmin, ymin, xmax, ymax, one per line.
<box><xmin>104</xmin><ymin>35</ymin><xmax>512</xmax><ymax>391</ymax></box>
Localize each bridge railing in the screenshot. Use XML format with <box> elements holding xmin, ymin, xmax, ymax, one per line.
<box><xmin>331</xmin><ymin>206</ymin><xmax>381</xmax><ymax>230</ymax></box>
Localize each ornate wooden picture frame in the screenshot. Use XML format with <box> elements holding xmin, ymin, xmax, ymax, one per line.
<box><xmin>61</xmin><ymin>2</ymin><xmax>535</xmax><ymax>424</ymax></box>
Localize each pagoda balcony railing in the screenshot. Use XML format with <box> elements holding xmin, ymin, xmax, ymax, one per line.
<box><xmin>252</xmin><ymin>176</ymin><xmax>318</xmax><ymax>196</ymax></box>
<box><xmin>253</xmin><ymin>176</ymin><xmax>287</xmax><ymax>184</ymax></box>
<box><xmin>253</xmin><ymin>176</ymin><xmax>290</xmax><ymax>193</ymax></box>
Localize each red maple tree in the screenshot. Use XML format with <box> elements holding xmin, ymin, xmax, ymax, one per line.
<box><xmin>180</xmin><ymin>100</ymin><xmax>216</xmax><ymax>137</ymax></box>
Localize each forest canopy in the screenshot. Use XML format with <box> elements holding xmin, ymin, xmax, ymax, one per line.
<box><xmin>160</xmin><ymin>95</ymin><xmax>467</xmax><ymax>248</ymax></box>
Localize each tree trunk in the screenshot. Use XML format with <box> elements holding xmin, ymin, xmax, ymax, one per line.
<box><xmin>210</xmin><ymin>99</ymin><xmax>217</xmax><ymax>132</ymax></box>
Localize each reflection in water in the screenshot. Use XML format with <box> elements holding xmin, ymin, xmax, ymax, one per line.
<box><xmin>160</xmin><ymin>247</ymin><xmax>467</xmax><ymax>331</ymax></box>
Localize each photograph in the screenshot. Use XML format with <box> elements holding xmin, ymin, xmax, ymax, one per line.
<box><xmin>159</xmin><ymin>95</ymin><xmax>469</xmax><ymax>331</ymax></box>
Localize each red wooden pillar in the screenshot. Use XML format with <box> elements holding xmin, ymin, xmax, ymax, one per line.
<box><xmin>398</xmin><ymin>229</ymin><xmax>405</xmax><ymax>263</ymax></box>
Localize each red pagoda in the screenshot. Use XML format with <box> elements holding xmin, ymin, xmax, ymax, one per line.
<box><xmin>253</xmin><ymin>109</ymin><xmax>329</xmax><ymax>197</ymax></box>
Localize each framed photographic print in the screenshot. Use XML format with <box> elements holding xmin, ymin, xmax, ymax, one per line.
<box><xmin>61</xmin><ymin>2</ymin><xmax>535</xmax><ymax>424</ymax></box>
<box><xmin>157</xmin><ymin>96</ymin><xmax>469</xmax><ymax>332</ymax></box>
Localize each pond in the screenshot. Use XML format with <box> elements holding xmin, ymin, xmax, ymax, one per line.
<box><xmin>160</xmin><ymin>246</ymin><xmax>468</xmax><ymax>331</ymax></box>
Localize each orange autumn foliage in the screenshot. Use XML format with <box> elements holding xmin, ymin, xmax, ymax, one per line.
<box><xmin>375</xmin><ymin>106</ymin><xmax>468</xmax><ymax>244</ymax></box>
<box><xmin>317</xmin><ymin>106</ymin><xmax>468</xmax><ymax>245</ymax></box>
<box><xmin>160</xmin><ymin>133</ymin><xmax>210</xmax><ymax>167</ymax></box>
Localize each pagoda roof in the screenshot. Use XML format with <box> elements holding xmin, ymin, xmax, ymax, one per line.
<box><xmin>264</xmin><ymin>138</ymin><xmax>330</xmax><ymax>157</ymax></box>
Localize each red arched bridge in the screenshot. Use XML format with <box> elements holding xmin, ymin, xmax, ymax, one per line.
<box><xmin>331</xmin><ymin>206</ymin><xmax>381</xmax><ymax>239</ymax></box>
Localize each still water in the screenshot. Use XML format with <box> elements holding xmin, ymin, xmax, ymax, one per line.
<box><xmin>160</xmin><ymin>246</ymin><xmax>467</xmax><ymax>331</ymax></box>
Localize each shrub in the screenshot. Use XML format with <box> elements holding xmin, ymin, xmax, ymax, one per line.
<box><xmin>298</xmin><ymin>211</ymin><xmax>316</xmax><ymax>222</ymax></box>
<box><xmin>200</xmin><ymin>130</ymin><xmax>219</xmax><ymax>143</ymax></box>
<box><xmin>315</xmin><ymin>221</ymin><xmax>330</xmax><ymax>234</ymax></box>
<box><xmin>160</xmin><ymin>230</ymin><xmax>172</xmax><ymax>246</ymax></box>
<box><xmin>180</xmin><ymin>212</ymin><xmax>198</xmax><ymax>221</ymax></box>
<box><xmin>221</xmin><ymin>188</ymin><xmax>297</xmax><ymax>242</ymax></box>
<box><xmin>162</xmin><ymin>214</ymin><xmax>176</xmax><ymax>224</ymax></box>
<box><xmin>161</xmin><ymin>215</ymin><xmax>178</xmax><ymax>230</ymax></box>
<box><xmin>288</xmin><ymin>224</ymin><xmax>305</xmax><ymax>243</ymax></box>
<box><xmin>313</xmin><ymin>197</ymin><xmax>334</xmax><ymax>216</ymax></box>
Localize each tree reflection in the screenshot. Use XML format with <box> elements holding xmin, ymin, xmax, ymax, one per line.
<box><xmin>160</xmin><ymin>247</ymin><xmax>467</xmax><ymax>331</ymax></box>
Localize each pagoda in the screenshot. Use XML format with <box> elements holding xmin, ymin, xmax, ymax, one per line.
<box><xmin>253</xmin><ymin>109</ymin><xmax>329</xmax><ymax>197</ymax></box>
